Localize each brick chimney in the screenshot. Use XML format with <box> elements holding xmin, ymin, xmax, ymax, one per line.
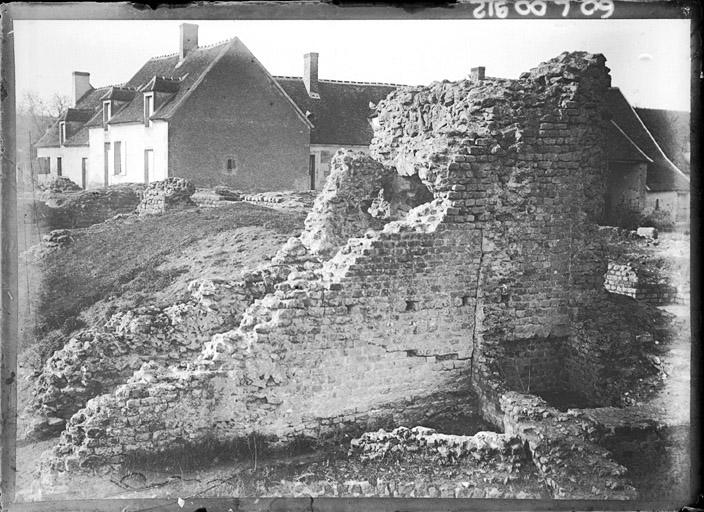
<box><xmin>304</xmin><ymin>52</ymin><xmax>320</xmax><ymax>99</ymax></box>
<box><xmin>470</xmin><ymin>66</ymin><xmax>486</xmax><ymax>81</ymax></box>
<box><xmin>179</xmin><ymin>23</ymin><xmax>199</xmax><ymax>61</ymax></box>
<box><xmin>72</xmin><ymin>71</ymin><xmax>91</xmax><ymax>106</ymax></box>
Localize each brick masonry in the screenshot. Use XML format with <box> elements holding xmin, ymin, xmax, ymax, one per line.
<box><xmin>41</xmin><ymin>52</ymin><xmax>659</xmax><ymax>498</ymax></box>
<box><xmin>605</xmin><ymin>261</ymin><xmax>678</xmax><ymax>305</ymax></box>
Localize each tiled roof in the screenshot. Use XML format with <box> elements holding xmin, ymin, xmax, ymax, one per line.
<box><xmin>606</xmin><ymin>120</ymin><xmax>651</xmax><ymax>164</ymax></box>
<box><xmin>36</xmin><ymin>85</ymin><xmax>111</xmax><ymax>148</ymax></box>
<box><xmin>35</xmin><ymin>120</ymin><xmax>61</xmax><ymax>148</ymax></box>
<box><xmin>606</xmin><ymin>88</ymin><xmax>689</xmax><ymax>192</ymax></box>
<box><xmin>141</xmin><ymin>76</ymin><xmax>181</xmax><ymax>93</ymax></box>
<box><xmin>101</xmin><ymin>86</ymin><xmax>137</xmax><ymax>102</ymax></box>
<box><xmin>634</xmin><ymin>107</ymin><xmax>690</xmax><ymax>175</ymax></box>
<box><xmin>275</xmin><ymin>77</ymin><xmax>398</xmax><ymax>146</ymax></box>
<box><xmin>109</xmin><ymin>40</ymin><xmax>231</xmax><ymax>124</ymax></box>
<box><xmin>63</xmin><ymin>108</ymin><xmax>94</xmax><ymax>123</ymax></box>
<box><xmin>64</xmin><ymin>124</ymin><xmax>90</xmax><ymax>146</ymax></box>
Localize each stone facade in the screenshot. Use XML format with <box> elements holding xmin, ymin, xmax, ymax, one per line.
<box><xmin>41</xmin><ymin>52</ymin><xmax>664</xmax><ymax>499</ymax></box>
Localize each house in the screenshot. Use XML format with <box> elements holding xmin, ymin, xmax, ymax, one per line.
<box><xmin>604</xmin><ymin>88</ymin><xmax>690</xmax><ymax>226</ymax></box>
<box><xmin>35</xmin><ymin>24</ymin><xmax>399</xmax><ymax>191</ymax></box>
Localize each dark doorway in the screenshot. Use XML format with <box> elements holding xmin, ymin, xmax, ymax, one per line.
<box><xmin>81</xmin><ymin>158</ymin><xmax>88</xmax><ymax>189</ymax></box>
<box><xmin>309</xmin><ymin>154</ymin><xmax>316</xmax><ymax>190</ymax></box>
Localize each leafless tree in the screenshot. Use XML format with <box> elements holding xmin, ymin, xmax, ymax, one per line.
<box><xmin>19</xmin><ymin>91</ymin><xmax>71</xmax><ymax>138</ymax></box>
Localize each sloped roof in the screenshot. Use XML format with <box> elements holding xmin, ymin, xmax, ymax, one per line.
<box><xmin>142</xmin><ymin>76</ymin><xmax>181</xmax><ymax>93</ymax></box>
<box><xmin>275</xmin><ymin>77</ymin><xmax>398</xmax><ymax>146</ymax></box>
<box><xmin>606</xmin><ymin>88</ymin><xmax>689</xmax><ymax>192</ymax></box>
<box><xmin>634</xmin><ymin>107</ymin><xmax>690</xmax><ymax>175</ymax></box>
<box><xmin>35</xmin><ymin>85</ymin><xmax>111</xmax><ymax>148</ymax></box>
<box><xmin>63</xmin><ymin>108</ymin><xmax>94</xmax><ymax>123</ymax></box>
<box><xmin>101</xmin><ymin>86</ymin><xmax>137</xmax><ymax>102</ymax></box>
<box><xmin>108</xmin><ymin>40</ymin><xmax>231</xmax><ymax>124</ymax></box>
<box><xmin>36</xmin><ymin>37</ymin><xmax>397</xmax><ymax>150</ymax></box>
<box><xmin>606</xmin><ymin>120</ymin><xmax>651</xmax><ymax>164</ymax></box>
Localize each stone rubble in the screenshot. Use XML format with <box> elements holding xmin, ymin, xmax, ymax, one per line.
<box><xmin>39</xmin><ymin>51</ymin><xmax>665</xmax><ymax>499</ymax></box>
<box><xmin>42</xmin><ymin>229</ymin><xmax>74</xmax><ymax>249</ymax></box>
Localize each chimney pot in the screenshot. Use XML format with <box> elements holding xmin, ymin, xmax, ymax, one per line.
<box><xmin>180</xmin><ymin>23</ymin><xmax>199</xmax><ymax>61</ymax></box>
<box><xmin>72</xmin><ymin>71</ymin><xmax>91</xmax><ymax>106</ymax></box>
<box><xmin>470</xmin><ymin>66</ymin><xmax>486</xmax><ymax>81</ymax></box>
<box><xmin>304</xmin><ymin>52</ymin><xmax>320</xmax><ymax>99</ymax></box>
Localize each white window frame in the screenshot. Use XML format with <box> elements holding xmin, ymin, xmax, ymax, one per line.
<box><xmin>102</xmin><ymin>100</ymin><xmax>112</xmax><ymax>129</ymax></box>
<box><xmin>59</xmin><ymin>121</ymin><xmax>66</xmax><ymax>146</ymax></box>
<box><xmin>144</xmin><ymin>92</ymin><xmax>154</xmax><ymax>127</ymax></box>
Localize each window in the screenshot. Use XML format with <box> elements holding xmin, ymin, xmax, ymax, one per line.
<box><xmin>114</xmin><ymin>141</ymin><xmax>122</xmax><ymax>175</ymax></box>
<box><xmin>56</xmin><ymin>157</ymin><xmax>62</xmax><ymax>177</ymax></box>
<box><xmin>103</xmin><ymin>101</ymin><xmax>112</xmax><ymax>129</ymax></box>
<box><xmin>225</xmin><ymin>156</ymin><xmax>237</xmax><ymax>175</ymax></box>
<box><xmin>144</xmin><ymin>93</ymin><xmax>154</xmax><ymax>127</ymax></box>
<box><xmin>37</xmin><ymin>157</ymin><xmax>50</xmax><ymax>175</ymax></box>
<box><xmin>59</xmin><ymin>122</ymin><xmax>66</xmax><ymax>146</ymax></box>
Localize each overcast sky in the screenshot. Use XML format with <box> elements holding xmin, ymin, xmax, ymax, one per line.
<box><xmin>14</xmin><ymin>18</ymin><xmax>691</xmax><ymax>111</ymax></box>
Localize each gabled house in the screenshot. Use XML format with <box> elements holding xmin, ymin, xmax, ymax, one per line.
<box><xmin>604</xmin><ymin>88</ymin><xmax>690</xmax><ymax>226</ymax></box>
<box><xmin>36</xmin><ymin>24</ymin><xmax>399</xmax><ymax>192</ymax></box>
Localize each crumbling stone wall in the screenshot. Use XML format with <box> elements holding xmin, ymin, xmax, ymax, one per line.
<box><xmin>136</xmin><ymin>177</ymin><xmax>197</xmax><ymax>215</ymax></box>
<box><xmin>31</xmin><ymin>278</ymin><xmax>267</xmax><ymax>429</ymax></box>
<box><xmin>44</xmin><ymin>53</ymin><xmax>642</xmax><ymax>499</ymax></box>
<box><xmin>500</xmin><ymin>392</ymin><xmax>636</xmax><ymax>499</ymax></box>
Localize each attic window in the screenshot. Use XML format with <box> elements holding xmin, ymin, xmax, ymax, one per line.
<box><xmin>59</xmin><ymin>121</ymin><xmax>66</xmax><ymax>146</ymax></box>
<box><xmin>224</xmin><ymin>156</ymin><xmax>237</xmax><ymax>175</ymax></box>
<box><xmin>102</xmin><ymin>101</ymin><xmax>112</xmax><ymax>129</ymax></box>
<box><xmin>144</xmin><ymin>93</ymin><xmax>154</xmax><ymax>127</ymax></box>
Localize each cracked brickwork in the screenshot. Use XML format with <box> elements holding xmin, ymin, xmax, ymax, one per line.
<box><xmin>41</xmin><ymin>51</ymin><xmax>650</xmax><ymax>499</ymax></box>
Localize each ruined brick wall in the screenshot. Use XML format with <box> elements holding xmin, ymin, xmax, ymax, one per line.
<box><xmin>370</xmin><ymin>52</ymin><xmax>611</xmax><ymax>404</ymax></box>
<box><xmin>44</xmin><ymin>52</ymin><xmax>619</xmax><ymax>486</ymax></box>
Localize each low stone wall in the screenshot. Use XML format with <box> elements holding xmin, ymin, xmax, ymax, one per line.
<box><xmin>136</xmin><ymin>177</ymin><xmax>197</xmax><ymax>215</ymax></box>
<box><xmin>500</xmin><ymin>392</ymin><xmax>636</xmax><ymax>499</ymax></box>
<box><xmin>581</xmin><ymin>406</ymin><xmax>690</xmax><ymax>500</ymax></box>
<box><xmin>192</xmin><ymin>187</ymin><xmax>243</xmax><ymax>207</ymax></box>
<box><xmin>350</xmin><ymin>425</ymin><xmax>523</xmax><ymax>463</ymax></box>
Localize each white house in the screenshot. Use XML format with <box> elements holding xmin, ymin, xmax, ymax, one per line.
<box><xmin>35</xmin><ymin>24</ymin><xmax>399</xmax><ymax>192</ymax></box>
